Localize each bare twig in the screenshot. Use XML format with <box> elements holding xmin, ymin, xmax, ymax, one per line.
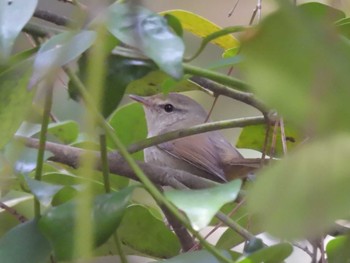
<box><xmin>228</xmin><ymin>0</ymin><xmax>240</xmax><ymax>17</ymax></box>
<box><xmin>33</xmin><ymin>9</ymin><xmax>72</xmax><ymax>26</ymax></box>
<box><xmin>280</xmin><ymin>118</ymin><xmax>288</xmax><ymax>154</ymax></box>
<box><xmin>0</xmin><ymin>202</ymin><xmax>27</xmax><ymax>223</ymax></box>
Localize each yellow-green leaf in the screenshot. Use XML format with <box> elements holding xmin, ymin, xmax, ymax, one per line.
<box><xmin>161</xmin><ymin>10</ymin><xmax>239</xmax><ymax>50</ymax></box>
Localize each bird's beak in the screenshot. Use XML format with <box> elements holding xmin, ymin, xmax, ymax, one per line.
<box><xmin>129</xmin><ymin>94</ymin><xmax>152</xmax><ymax>107</ymax></box>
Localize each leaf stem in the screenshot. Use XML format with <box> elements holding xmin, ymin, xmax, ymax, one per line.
<box><xmin>34</xmin><ymin>85</ymin><xmax>53</xmax><ymax>218</ymax></box>
<box><xmin>99</xmin><ymin>134</ymin><xmax>111</xmax><ymax>193</ymax></box>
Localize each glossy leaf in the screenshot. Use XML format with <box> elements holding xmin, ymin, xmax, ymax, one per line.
<box><xmin>326</xmin><ymin>235</ymin><xmax>350</xmax><ymax>263</ymax></box>
<box><xmin>236</xmin><ymin>123</ymin><xmax>301</xmax><ymax>157</ymax></box>
<box><xmin>240</xmin><ymin>1</ymin><xmax>350</xmax><ymax>134</ymax></box>
<box><xmin>39</xmin><ymin>187</ymin><xmax>133</xmax><ymax>260</ymax></box>
<box><xmin>107</xmin><ymin>102</ymin><xmax>147</xmax><ymax>160</ymax></box>
<box><xmin>126</xmin><ymin>70</ymin><xmax>201</xmax><ymax>95</ymax></box>
<box><xmin>153</xmin><ymin>250</ymin><xmax>231</xmax><ymax>263</ymax></box>
<box><xmin>161</xmin><ymin>10</ymin><xmax>239</xmax><ymax>50</ymax></box>
<box><xmin>248</xmin><ymin>134</ymin><xmax>350</xmax><ymax>238</ymax></box>
<box><xmin>29</xmin><ymin>30</ymin><xmax>96</xmax><ymax>89</ymax></box>
<box><xmin>165</xmin><ymin>179</ymin><xmax>242</xmax><ymax>230</ymax></box>
<box><xmin>107</xmin><ymin>3</ymin><xmax>184</xmax><ymax>79</ymax></box>
<box><xmin>237</xmin><ymin>243</ymin><xmax>293</xmax><ymax>263</ymax></box>
<box><xmin>69</xmin><ymin>55</ymin><xmax>155</xmax><ymax>117</ymax></box>
<box><xmin>0</xmin><ymin>220</ymin><xmax>51</xmax><ymax>263</ymax></box>
<box><xmin>0</xmin><ymin>60</ymin><xmax>34</xmax><ymax>149</ymax></box>
<box><xmin>117</xmin><ymin>204</ymin><xmax>180</xmax><ymax>258</ymax></box>
<box><xmin>0</xmin><ymin>0</ymin><xmax>38</xmax><ymax>61</ymax></box>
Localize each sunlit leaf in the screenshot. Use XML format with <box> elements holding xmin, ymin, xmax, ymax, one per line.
<box><xmin>126</xmin><ymin>70</ymin><xmax>201</xmax><ymax>95</ymax></box>
<box><xmin>237</xmin><ymin>243</ymin><xmax>293</xmax><ymax>263</ymax></box>
<box><xmin>39</xmin><ymin>187</ymin><xmax>134</xmax><ymax>260</ymax></box>
<box><xmin>248</xmin><ymin>134</ymin><xmax>350</xmax><ymax>238</ymax></box>
<box><xmin>161</xmin><ymin>10</ymin><xmax>239</xmax><ymax>50</ymax></box>
<box><xmin>240</xmin><ymin>1</ymin><xmax>350</xmax><ymax>134</ymax></box>
<box><xmin>298</xmin><ymin>2</ymin><xmax>345</xmax><ymax>22</ymax></box>
<box><xmin>165</xmin><ymin>180</ymin><xmax>241</xmax><ymax>230</ymax></box>
<box><xmin>0</xmin><ymin>0</ymin><xmax>38</xmax><ymax>61</ymax></box>
<box><xmin>118</xmin><ymin>204</ymin><xmax>180</xmax><ymax>258</ymax></box>
<box><xmin>107</xmin><ymin>3</ymin><xmax>184</xmax><ymax>79</ymax></box>
<box><xmin>29</xmin><ymin>30</ymin><xmax>96</xmax><ymax>89</ymax></box>
<box><xmin>0</xmin><ymin>220</ymin><xmax>51</xmax><ymax>263</ymax></box>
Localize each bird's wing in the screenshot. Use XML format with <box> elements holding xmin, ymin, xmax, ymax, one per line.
<box><xmin>158</xmin><ymin>133</ymin><xmax>228</xmax><ymax>182</ymax></box>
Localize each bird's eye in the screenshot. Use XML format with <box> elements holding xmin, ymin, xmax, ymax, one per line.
<box><xmin>164</xmin><ymin>104</ymin><xmax>174</xmax><ymax>113</ymax></box>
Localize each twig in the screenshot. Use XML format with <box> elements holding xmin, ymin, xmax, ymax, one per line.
<box><xmin>0</xmin><ymin>202</ymin><xmax>27</xmax><ymax>223</ymax></box>
<box><xmin>33</xmin><ymin>9</ymin><xmax>72</xmax><ymax>26</ymax></box>
<box><xmin>189</xmin><ymin>75</ymin><xmax>269</xmax><ymax>118</ymax></box>
<box><xmin>228</xmin><ymin>0</ymin><xmax>240</xmax><ymax>17</ymax></box>
<box><xmin>126</xmin><ymin>116</ymin><xmax>265</xmax><ymax>154</ymax></box>
<box><xmin>280</xmin><ymin>118</ymin><xmax>288</xmax><ymax>154</ymax></box>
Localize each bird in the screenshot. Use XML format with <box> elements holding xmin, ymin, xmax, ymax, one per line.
<box><xmin>129</xmin><ymin>93</ymin><xmax>260</xmax><ymax>183</ymax></box>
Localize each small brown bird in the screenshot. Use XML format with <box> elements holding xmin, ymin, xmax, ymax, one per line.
<box><xmin>130</xmin><ymin>93</ymin><xmax>260</xmax><ymax>182</ymax></box>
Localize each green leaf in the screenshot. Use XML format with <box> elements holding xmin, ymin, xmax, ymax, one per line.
<box><xmin>165</xmin><ymin>180</ymin><xmax>242</xmax><ymax>230</ymax></box>
<box><xmin>336</xmin><ymin>17</ymin><xmax>350</xmax><ymax>39</ymax></box>
<box><xmin>326</xmin><ymin>235</ymin><xmax>350</xmax><ymax>263</ymax></box>
<box><xmin>25</xmin><ymin>176</ymin><xmax>64</xmax><ymax>206</ymax></box>
<box><xmin>298</xmin><ymin>2</ymin><xmax>345</xmax><ymax>22</ymax></box>
<box><xmin>107</xmin><ymin>3</ymin><xmax>184</xmax><ymax>79</ymax></box>
<box><xmin>126</xmin><ymin>70</ymin><xmax>201</xmax><ymax>96</ymax></box>
<box><xmin>164</xmin><ymin>14</ymin><xmax>183</xmax><ymax>37</ymax></box>
<box><xmin>107</xmin><ymin>102</ymin><xmax>147</xmax><ymax>160</ymax></box>
<box><xmin>0</xmin><ymin>220</ymin><xmax>51</xmax><ymax>263</ymax></box>
<box><xmin>240</xmin><ymin>1</ymin><xmax>350</xmax><ymax>134</ymax></box>
<box><xmin>0</xmin><ymin>60</ymin><xmax>34</xmax><ymax>149</ymax></box>
<box><xmin>47</xmin><ymin>120</ymin><xmax>79</xmax><ymax>144</ymax></box>
<box><xmin>237</xmin><ymin>243</ymin><xmax>293</xmax><ymax>263</ymax></box>
<box><xmin>153</xmin><ymin>250</ymin><xmax>232</xmax><ymax>263</ymax></box>
<box><xmin>0</xmin><ymin>0</ymin><xmax>38</xmax><ymax>61</ymax></box>
<box><xmin>118</xmin><ymin>204</ymin><xmax>180</xmax><ymax>258</ymax></box>
<box><xmin>39</xmin><ymin>187</ymin><xmax>134</xmax><ymax>260</ymax></box>
<box><xmin>248</xmin><ymin>134</ymin><xmax>350</xmax><ymax>239</ymax></box>
<box><xmin>29</xmin><ymin>30</ymin><xmax>96</xmax><ymax>89</ymax></box>
<box><xmin>236</xmin><ymin>124</ymin><xmax>301</xmax><ymax>157</ymax></box>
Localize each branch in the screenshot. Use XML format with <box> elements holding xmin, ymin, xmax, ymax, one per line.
<box><xmin>126</xmin><ymin>116</ymin><xmax>265</xmax><ymax>154</ymax></box>
<box><xmin>189</xmin><ymin>75</ymin><xmax>270</xmax><ymax>118</ymax></box>
<box><xmin>33</xmin><ymin>9</ymin><xmax>73</xmax><ymax>26</ymax></box>
<box><xmin>20</xmin><ymin>136</ymin><xmax>216</xmax><ymax>190</ymax></box>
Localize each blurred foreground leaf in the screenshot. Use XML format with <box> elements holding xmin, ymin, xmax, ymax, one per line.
<box><xmin>237</xmin><ymin>243</ymin><xmax>293</xmax><ymax>263</ymax></box>
<box><xmin>165</xmin><ymin>180</ymin><xmax>241</xmax><ymax>230</ymax></box>
<box><xmin>248</xmin><ymin>134</ymin><xmax>350</xmax><ymax>238</ymax></box>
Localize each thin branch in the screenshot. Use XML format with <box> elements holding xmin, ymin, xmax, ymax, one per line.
<box><xmin>33</xmin><ymin>9</ymin><xmax>73</xmax><ymax>26</ymax></box>
<box><xmin>189</xmin><ymin>75</ymin><xmax>270</xmax><ymax>118</ymax></box>
<box><xmin>0</xmin><ymin>202</ymin><xmax>27</xmax><ymax>223</ymax></box>
<box><xmin>126</xmin><ymin>116</ymin><xmax>265</xmax><ymax>154</ymax></box>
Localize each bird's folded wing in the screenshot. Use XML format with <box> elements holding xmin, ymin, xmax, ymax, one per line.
<box><xmin>158</xmin><ymin>134</ymin><xmax>227</xmax><ymax>182</ymax></box>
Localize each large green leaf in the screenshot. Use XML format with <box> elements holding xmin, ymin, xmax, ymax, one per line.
<box><xmin>107</xmin><ymin>3</ymin><xmax>184</xmax><ymax>79</ymax></box>
<box><xmin>117</xmin><ymin>204</ymin><xmax>180</xmax><ymax>258</ymax></box>
<box><xmin>248</xmin><ymin>134</ymin><xmax>350</xmax><ymax>239</ymax></box>
<box><xmin>107</xmin><ymin>102</ymin><xmax>147</xmax><ymax>160</ymax></box>
<box><xmin>0</xmin><ymin>220</ymin><xmax>51</xmax><ymax>263</ymax></box>
<box><xmin>240</xmin><ymin>1</ymin><xmax>350</xmax><ymax>134</ymax></box>
<box><xmin>39</xmin><ymin>187</ymin><xmax>133</xmax><ymax>260</ymax></box>
<box><xmin>237</xmin><ymin>243</ymin><xmax>293</xmax><ymax>263</ymax></box>
<box><xmin>0</xmin><ymin>0</ymin><xmax>38</xmax><ymax>61</ymax></box>
<box><xmin>165</xmin><ymin>180</ymin><xmax>242</xmax><ymax>230</ymax></box>
<box><xmin>29</xmin><ymin>30</ymin><xmax>96</xmax><ymax>89</ymax></box>
<box><xmin>298</xmin><ymin>2</ymin><xmax>345</xmax><ymax>22</ymax></box>
<box><xmin>0</xmin><ymin>60</ymin><xmax>34</xmax><ymax>149</ymax></box>
<box><xmin>326</xmin><ymin>235</ymin><xmax>350</xmax><ymax>263</ymax></box>
<box><xmin>69</xmin><ymin>55</ymin><xmax>155</xmax><ymax>117</ymax></box>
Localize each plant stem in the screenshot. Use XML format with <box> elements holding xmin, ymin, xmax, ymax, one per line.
<box><xmin>113</xmin><ymin>233</ymin><xmax>128</xmax><ymax>263</ymax></box>
<box><xmin>183</xmin><ymin>63</ymin><xmax>249</xmax><ymax>92</ymax></box>
<box><xmin>34</xmin><ymin>85</ymin><xmax>53</xmax><ymax>218</ymax></box>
